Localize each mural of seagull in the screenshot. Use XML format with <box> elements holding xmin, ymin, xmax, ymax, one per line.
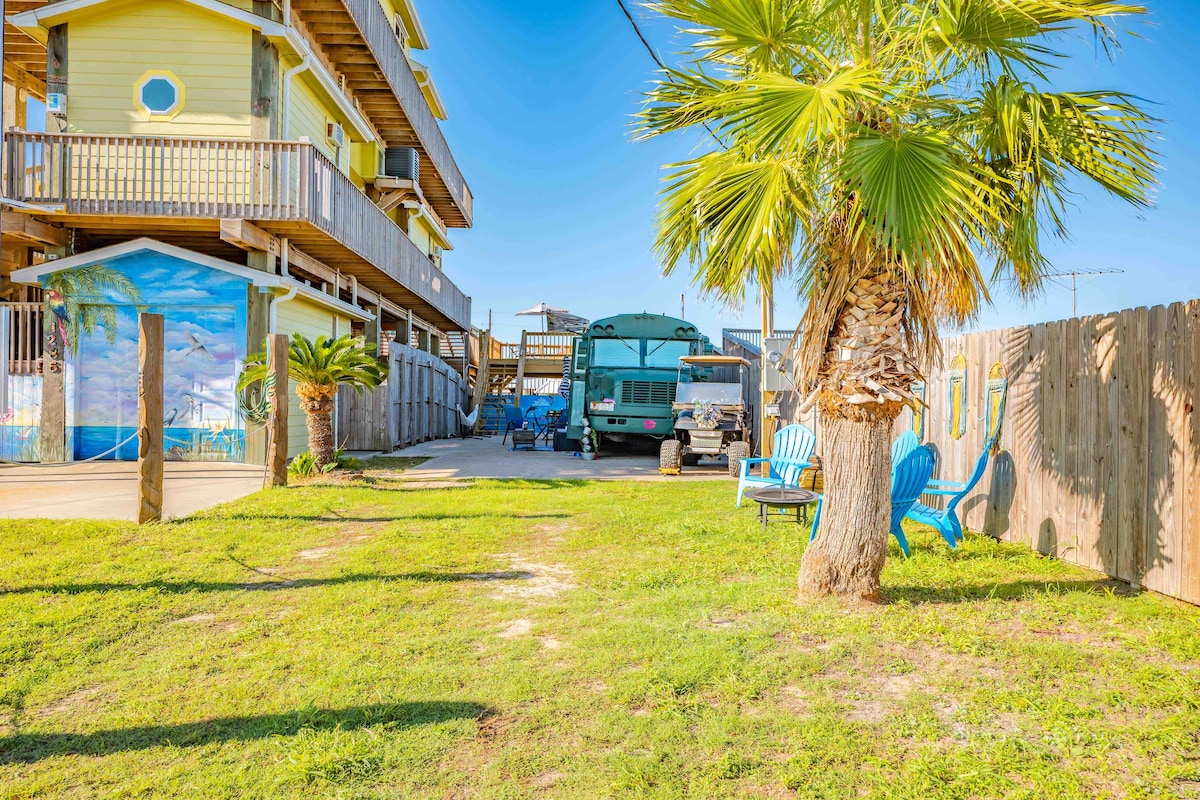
<box><xmin>184</xmin><ymin>332</ymin><xmax>215</xmax><ymax>360</ymax></box>
<box><xmin>164</xmin><ymin>408</ymin><xmax>180</xmax><ymax>428</ymax></box>
<box><xmin>45</xmin><ymin>289</ymin><xmax>70</xmax><ymax>346</ymax></box>
<box><xmin>0</xmin><ymin>409</ymin><xmax>13</xmax><ymax>425</ymax></box>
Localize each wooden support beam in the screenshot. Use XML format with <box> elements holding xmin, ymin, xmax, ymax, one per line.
<box><xmin>137</xmin><ymin>312</ymin><xmax>165</xmax><ymax>524</ymax></box>
<box><xmin>3</xmin><ymin>61</ymin><xmax>48</xmax><ymax>102</ymax></box>
<box><xmin>2</xmin><ymin>210</ymin><xmax>68</xmax><ymax>247</ymax></box>
<box><xmin>39</xmin><ymin>325</ymin><xmax>66</xmax><ymax>463</ymax></box>
<box><xmin>265</xmin><ymin>333</ymin><xmax>289</xmax><ymax>488</ymax></box>
<box><xmin>220</xmin><ymin>218</ymin><xmax>280</xmax><ymax>259</ymax></box>
<box><xmin>515</xmin><ymin>330</ymin><xmax>528</xmax><ymax>400</ymax></box>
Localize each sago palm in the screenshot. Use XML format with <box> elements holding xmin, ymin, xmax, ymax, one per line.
<box><xmin>240</xmin><ymin>333</ymin><xmax>386</xmax><ymax>469</ymax></box>
<box><xmin>638</xmin><ymin>0</ymin><xmax>1158</xmax><ymax>598</ymax></box>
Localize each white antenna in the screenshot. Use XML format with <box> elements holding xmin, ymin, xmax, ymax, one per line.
<box><xmin>1041</xmin><ymin>268</ymin><xmax>1124</xmax><ymax>317</ymax></box>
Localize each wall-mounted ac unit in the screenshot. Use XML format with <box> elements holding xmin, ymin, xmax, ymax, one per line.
<box><xmin>326</xmin><ymin>122</ymin><xmax>346</xmax><ymax>148</ymax></box>
<box><xmin>384</xmin><ymin>147</ymin><xmax>420</xmax><ymax>181</ymax></box>
<box><xmin>430</xmin><ymin>245</ymin><xmax>443</xmax><ymax>268</ymax></box>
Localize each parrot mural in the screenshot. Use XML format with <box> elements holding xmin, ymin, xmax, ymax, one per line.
<box><xmin>45</xmin><ymin>289</ymin><xmax>70</xmax><ymax>348</ymax></box>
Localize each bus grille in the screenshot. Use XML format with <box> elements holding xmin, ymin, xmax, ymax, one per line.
<box><xmin>620</xmin><ymin>381</ymin><xmax>673</xmax><ymax>406</ymax></box>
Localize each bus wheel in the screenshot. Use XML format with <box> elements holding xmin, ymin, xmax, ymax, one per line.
<box><xmin>659</xmin><ymin>440</ymin><xmax>682</xmax><ymax>474</ymax></box>
<box><xmin>726</xmin><ymin>442</ymin><xmax>750</xmax><ymax>478</ymax></box>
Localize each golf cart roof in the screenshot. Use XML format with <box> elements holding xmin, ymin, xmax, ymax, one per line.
<box><xmin>679</xmin><ymin>355</ymin><xmax>750</xmax><ymax>367</ymax></box>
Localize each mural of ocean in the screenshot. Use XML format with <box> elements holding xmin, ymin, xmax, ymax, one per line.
<box><xmin>75</xmin><ymin>426</ymin><xmax>247</xmax><ymax>461</ymax></box>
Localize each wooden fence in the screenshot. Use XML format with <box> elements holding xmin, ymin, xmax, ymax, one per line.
<box><xmin>337</xmin><ymin>343</ymin><xmax>466</xmax><ymax>451</ymax></box>
<box><xmin>915</xmin><ymin>300</ymin><xmax>1200</xmax><ymax>605</ymax></box>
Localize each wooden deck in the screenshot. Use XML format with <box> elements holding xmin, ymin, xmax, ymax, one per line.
<box><xmin>293</xmin><ymin>0</ymin><xmax>472</xmax><ymax>227</ymax></box>
<box><xmin>5</xmin><ymin>132</ymin><xmax>470</xmax><ymax>331</ymax></box>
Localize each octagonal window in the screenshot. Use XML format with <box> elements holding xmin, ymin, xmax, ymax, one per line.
<box><xmin>135</xmin><ymin>73</ymin><xmax>183</xmax><ymax>118</ymax></box>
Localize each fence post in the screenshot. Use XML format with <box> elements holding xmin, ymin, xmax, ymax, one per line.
<box><xmin>137</xmin><ymin>312</ymin><xmax>164</xmax><ymax>524</ymax></box>
<box><xmin>265</xmin><ymin>332</ymin><xmax>289</xmax><ymax>488</ymax></box>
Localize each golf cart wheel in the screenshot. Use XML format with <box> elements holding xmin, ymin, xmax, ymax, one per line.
<box><xmin>659</xmin><ymin>439</ymin><xmax>683</xmax><ymax>474</ymax></box>
<box><xmin>681</xmin><ymin>453</ymin><xmax>701</xmax><ymax>467</ymax></box>
<box><xmin>726</xmin><ymin>442</ymin><xmax>750</xmax><ymax>477</ymax></box>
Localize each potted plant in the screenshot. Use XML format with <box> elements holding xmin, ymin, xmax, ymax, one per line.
<box><xmin>580</xmin><ymin>417</ymin><xmax>598</xmax><ymax>461</ymax></box>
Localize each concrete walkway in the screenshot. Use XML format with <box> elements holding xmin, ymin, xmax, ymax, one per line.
<box><xmin>0</xmin><ymin>461</ymin><xmax>265</xmax><ymax>522</ymax></box>
<box><xmin>387</xmin><ymin>435</ymin><xmax>734</xmax><ymax>482</ymax></box>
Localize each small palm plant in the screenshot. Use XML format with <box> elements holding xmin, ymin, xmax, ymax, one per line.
<box><xmin>239</xmin><ymin>334</ymin><xmax>386</xmax><ymax>469</ymax></box>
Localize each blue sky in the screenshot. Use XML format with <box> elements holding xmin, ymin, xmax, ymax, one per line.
<box><xmin>418</xmin><ymin>2</ymin><xmax>1198</xmax><ymax>345</ymax></box>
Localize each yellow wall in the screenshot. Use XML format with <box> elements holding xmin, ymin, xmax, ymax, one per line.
<box><xmin>287</xmin><ymin>72</ymin><xmax>357</xmax><ymax>175</ymax></box>
<box><xmin>275</xmin><ymin>297</ymin><xmax>351</xmax><ymax>457</ymax></box>
<box><xmin>66</xmin><ymin>0</ymin><xmax>252</xmax><ymax>137</ymax></box>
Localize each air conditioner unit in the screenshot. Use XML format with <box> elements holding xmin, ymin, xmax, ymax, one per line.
<box><xmin>326</xmin><ymin>122</ymin><xmax>346</xmax><ymax>148</ymax></box>
<box><xmin>384</xmin><ymin>146</ymin><xmax>420</xmax><ymax>181</ymax></box>
<box><xmin>430</xmin><ymin>245</ymin><xmax>443</xmax><ymax>267</ymax></box>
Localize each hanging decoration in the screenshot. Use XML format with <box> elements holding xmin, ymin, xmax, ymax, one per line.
<box><xmin>985</xmin><ymin>361</ymin><xmax>1009</xmax><ymax>454</ymax></box>
<box><xmin>910</xmin><ymin>381</ymin><xmax>926</xmax><ymax>441</ymax></box>
<box><xmin>947</xmin><ymin>352</ymin><xmax>967</xmax><ymax>440</ymax></box>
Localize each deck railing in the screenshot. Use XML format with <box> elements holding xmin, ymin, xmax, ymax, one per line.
<box><xmin>5</xmin><ymin>131</ymin><xmax>471</xmax><ymax>329</ymax></box>
<box><xmin>523</xmin><ymin>331</ymin><xmax>576</xmax><ymax>359</ymax></box>
<box><xmin>341</xmin><ymin>0</ymin><xmax>473</xmax><ymax>223</ymax></box>
<box><xmin>3</xmin><ymin>303</ymin><xmax>44</xmax><ymax>376</ymax></box>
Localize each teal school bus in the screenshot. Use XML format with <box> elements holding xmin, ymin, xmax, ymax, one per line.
<box><xmin>566</xmin><ymin>314</ymin><xmax>710</xmax><ymax>448</ymax></box>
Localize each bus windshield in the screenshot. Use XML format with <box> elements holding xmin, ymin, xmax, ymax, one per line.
<box><xmin>643</xmin><ymin>339</ymin><xmax>692</xmax><ymax>368</ymax></box>
<box><xmin>591</xmin><ymin>338</ymin><xmax>693</xmax><ymax>368</ymax></box>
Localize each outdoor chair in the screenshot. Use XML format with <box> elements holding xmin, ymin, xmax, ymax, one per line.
<box><xmin>501</xmin><ymin>404</ymin><xmax>526</xmax><ymax>445</ymax></box>
<box><xmin>735</xmin><ymin>424</ymin><xmax>816</xmax><ymax>507</ymax></box>
<box><xmin>892</xmin><ymin>430</ymin><xmax>920</xmax><ymax>465</ymax></box>
<box><xmin>810</xmin><ymin>445</ymin><xmax>936</xmax><ymax>557</ymax></box>
<box><xmin>905</xmin><ymin>436</ymin><xmax>995</xmax><ymax>548</ymax></box>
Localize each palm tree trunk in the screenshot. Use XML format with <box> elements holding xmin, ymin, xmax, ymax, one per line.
<box><xmin>301</xmin><ymin>395</ymin><xmax>336</xmax><ymax>469</ymax></box>
<box><xmin>798</xmin><ymin>269</ymin><xmax>918</xmax><ymax>600</ymax></box>
<box><xmin>799</xmin><ymin>410</ymin><xmax>895</xmax><ymax>599</ymax></box>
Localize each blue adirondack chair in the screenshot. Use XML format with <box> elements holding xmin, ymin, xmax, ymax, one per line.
<box><xmin>906</xmin><ymin>436</ymin><xmax>995</xmax><ymax>548</ymax></box>
<box><xmin>735</xmin><ymin>424</ymin><xmax>817</xmax><ymax>507</ymax></box>
<box><xmin>810</xmin><ymin>445</ymin><xmax>936</xmax><ymax>557</ymax></box>
<box><xmin>892</xmin><ymin>430</ymin><xmax>920</xmax><ymax>465</ymax></box>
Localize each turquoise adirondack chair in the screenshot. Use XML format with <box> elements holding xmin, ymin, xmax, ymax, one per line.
<box><xmin>906</xmin><ymin>435</ymin><xmax>996</xmax><ymax>548</ymax></box>
<box><xmin>735</xmin><ymin>424</ymin><xmax>817</xmax><ymax>507</ymax></box>
<box><xmin>892</xmin><ymin>430</ymin><xmax>920</xmax><ymax>465</ymax></box>
<box><xmin>810</xmin><ymin>445</ymin><xmax>936</xmax><ymax>557</ymax></box>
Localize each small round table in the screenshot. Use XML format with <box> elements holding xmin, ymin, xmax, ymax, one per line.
<box><xmin>744</xmin><ymin>486</ymin><xmax>818</xmax><ymax>530</ymax></box>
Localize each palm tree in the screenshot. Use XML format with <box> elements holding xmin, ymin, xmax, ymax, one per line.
<box><xmin>638</xmin><ymin>0</ymin><xmax>1158</xmax><ymax>599</ymax></box>
<box><xmin>43</xmin><ymin>264</ymin><xmax>144</xmax><ymax>349</ymax></box>
<box><xmin>239</xmin><ymin>333</ymin><xmax>386</xmax><ymax>469</ymax></box>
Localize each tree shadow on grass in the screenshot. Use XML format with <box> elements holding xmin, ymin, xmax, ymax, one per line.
<box><xmin>0</xmin><ymin>701</ymin><xmax>491</xmax><ymax>764</ymax></box>
<box><xmin>214</xmin><ymin>512</ymin><xmax>570</xmax><ymax>524</ymax></box>
<box><xmin>882</xmin><ymin>576</ymin><xmax>1140</xmax><ymax>605</ymax></box>
<box><xmin>1</xmin><ymin>570</ymin><xmax>537</xmax><ymax>596</ymax></box>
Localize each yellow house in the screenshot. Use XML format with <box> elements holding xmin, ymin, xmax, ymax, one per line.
<box><xmin>2</xmin><ymin>0</ymin><xmax>475</xmax><ymax>460</ymax></box>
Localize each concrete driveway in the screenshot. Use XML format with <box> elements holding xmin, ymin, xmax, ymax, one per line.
<box><xmin>0</xmin><ymin>461</ymin><xmax>265</xmax><ymax>522</ymax></box>
<box><xmin>387</xmin><ymin>435</ymin><xmax>735</xmax><ymax>482</ymax></box>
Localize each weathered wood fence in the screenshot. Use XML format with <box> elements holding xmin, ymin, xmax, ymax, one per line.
<box><xmin>337</xmin><ymin>343</ymin><xmax>466</xmax><ymax>452</ymax></box>
<box><xmin>916</xmin><ymin>300</ymin><xmax>1200</xmax><ymax>605</ymax></box>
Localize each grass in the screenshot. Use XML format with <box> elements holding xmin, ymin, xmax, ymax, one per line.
<box><xmin>1</xmin><ymin>477</ymin><xmax>1197</xmax><ymax>799</ymax></box>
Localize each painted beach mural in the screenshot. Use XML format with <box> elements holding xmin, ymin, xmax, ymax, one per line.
<box><xmin>42</xmin><ymin>250</ymin><xmax>249</xmax><ymax>461</ymax></box>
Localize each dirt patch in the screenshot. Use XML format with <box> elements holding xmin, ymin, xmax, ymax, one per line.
<box><xmin>170</xmin><ymin>612</ymin><xmax>238</xmax><ymax>632</ymax></box>
<box><xmin>477</xmin><ymin>713</ymin><xmax>514</xmax><ymax>741</ymax></box>
<box><xmin>39</xmin><ymin>686</ymin><xmax>103</xmax><ymax>719</ymax></box>
<box><xmin>527</xmin><ymin>770</ymin><xmax>566</xmax><ymax>789</ymax></box>
<box><xmin>487</xmin><ymin>554</ymin><xmax>576</xmax><ymax>600</ymax></box>
<box><xmin>538</xmin><ymin>636</ymin><xmax>564</xmax><ymax>650</ymax></box>
<box><xmin>499</xmin><ymin>619</ymin><xmax>533</xmax><ymax>638</ymax></box>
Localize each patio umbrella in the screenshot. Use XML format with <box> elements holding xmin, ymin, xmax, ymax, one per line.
<box><xmin>515</xmin><ymin>302</ymin><xmax>568</xmax><ymax>332</ymax></box>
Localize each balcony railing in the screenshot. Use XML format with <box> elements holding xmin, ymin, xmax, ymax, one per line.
<box><xmin>5</xmin><ymin>131</ymin><xmax>471</xmax><ymax>329</ymax></box>
<box><xmin>341</xmin><ymin>0</ymin><xmax>472</xmax><ymax>223</ymax></box>
<box><xmin>2</xmin><ymin>302</ymin><xmax>44</xmax><ymax>376</ymax></box>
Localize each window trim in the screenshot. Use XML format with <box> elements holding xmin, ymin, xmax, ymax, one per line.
<box><xmin>134</xmin><ymin>70</ymin><xmax>185</xmax><ymax>120</ymax></box>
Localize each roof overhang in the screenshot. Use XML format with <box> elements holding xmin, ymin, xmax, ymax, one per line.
<box><xmin>7</xmin><ymin>0</ymin><xmax>376</xmax><ymax>143</ymax></box>
<box><xmin>11</xmin><ymin>238</ymin><xmax>374</xmax><ymax>321</ymax></box>
<box><xmin>399</xmin><ymin>200</ymin><xmax>453</xmax><ymax>250</ymax></box>
<box><xmin>394</xmin><ymin>0</ymin><xmax>430</xmax><ymax>50</ymax></box>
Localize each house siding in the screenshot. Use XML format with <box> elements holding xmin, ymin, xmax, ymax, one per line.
<box><xmin>275</xmin><ymin>297</ymin><xmax>351</xmax><ymax>457</ymax></box>
<box><xmin>66</xmin><ymin>0</ymin><xmax>253</xmax><ymax>138</ymax></box>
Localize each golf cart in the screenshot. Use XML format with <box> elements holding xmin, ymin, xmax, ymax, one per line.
<box><xmin>659</xmin><ymin>355</ymin><xmax>753</xmax><ymax>476</ymax></box>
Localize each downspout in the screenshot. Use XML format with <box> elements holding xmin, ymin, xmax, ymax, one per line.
<box><xmin>348</xmin><ymin>275</ymin><xmax>358</xmax><ymax>305</ymax></box>
<box><xmin>281</xmin><ymin>55</ymin><xmax>311</xmax><ymax>140</ymax></box>
<box><xmin>279</xmin><ymin>237</ymin><xmax>290</xmax><ymax>277</ymax></box>
<box><xmin>268</xmin><ymin>285</ymin><xmax>300</xmax><ymax>333</ymax></box>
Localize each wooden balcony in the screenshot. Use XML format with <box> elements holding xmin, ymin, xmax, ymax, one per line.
<box><xmin>2</xmin><ymin>302</ymin><xmax>44</xmax><ymax>376</ymax></box>
<box><xmin>293</xmin><ymin>0</ymin><xmax>473</xmax><ymax>228</ymax></box>
<box><xmin>4</xmin><ymin>131</ymin><xmax>471</xmax><ymax>331</ymax></box>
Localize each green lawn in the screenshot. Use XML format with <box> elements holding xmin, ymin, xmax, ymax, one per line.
<box><xmin>1</xmin><ymin>475</ymin><xmax>1197</xmax><ymax>799</ymax></box>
